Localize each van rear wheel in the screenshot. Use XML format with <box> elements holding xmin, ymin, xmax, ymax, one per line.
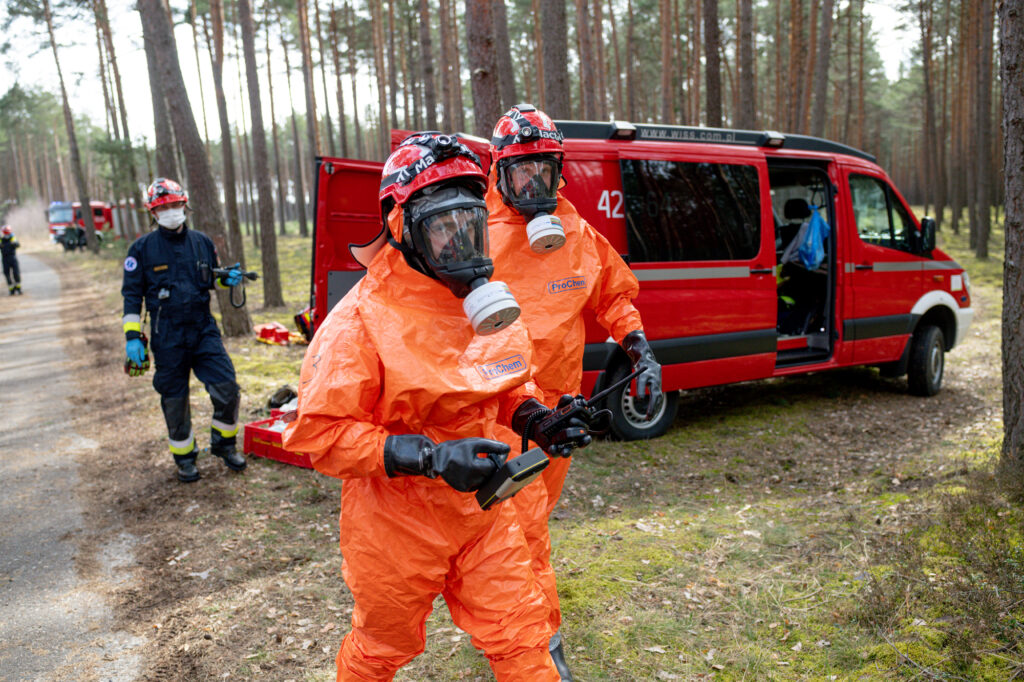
<box><xmin>907</xmin><ymin>324</ymin><xmax>945</xmax><ymax>396</ymax></box>
<box><xmin>603</xmin><ymin>363</ymin><xmax>679</xmax><ymax>440</ymax></box>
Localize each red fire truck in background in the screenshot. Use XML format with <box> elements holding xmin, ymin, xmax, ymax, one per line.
<box><xmin>48</xmin><ymin>200</ymin><xmax>112</xmax><ymax>250</ymax></box>
<box><xmin>308</xmin><ymin>121</ymin><xmax>973</xmax><ymax>441</ymax></box>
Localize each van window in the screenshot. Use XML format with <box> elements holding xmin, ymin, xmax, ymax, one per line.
<box><xmin>620</xmin><ymin>159</ymin><xmax>761</xmax><ymax>262</ymax></box>
<box><xmin>849</xmin><ymin>174</ymin><xmax>912</xmax><ymax>252</ymax></box>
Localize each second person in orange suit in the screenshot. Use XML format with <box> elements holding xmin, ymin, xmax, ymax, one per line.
<box><xmin>487</xmin><ymin>104</ymin><xmax>664</xmax><ymax>681</ymax></box>
<box><xmin>282</xmin><ymin>132</ymin><xmax>591</xmax><ymax>681</ymax></box>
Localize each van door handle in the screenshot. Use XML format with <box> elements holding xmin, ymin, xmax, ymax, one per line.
<box><xmin>750</xmin><ymin>267</ymin><xmax>773</xmax><ymax>275</ymax></box>
<box><xmin>855</xmin><ymin>263</ymin><xmax>873</xmax><ymax>271</ymax></box>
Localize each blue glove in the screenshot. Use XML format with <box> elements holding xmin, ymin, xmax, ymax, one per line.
<box><xmin>126</xmin><ymin>338</ymin><xmax>146</xmax><ymax>365</ymax></box>
<box><xmin>225</xmin><ymin>263</ymin><xmax>243</xmax><ymax>287</ymax></box>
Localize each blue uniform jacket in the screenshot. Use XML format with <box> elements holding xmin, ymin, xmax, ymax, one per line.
<box><xmin>121</xmin><ymin>225</ymin><xmax>225</xmax><ymax>340</ymax></box>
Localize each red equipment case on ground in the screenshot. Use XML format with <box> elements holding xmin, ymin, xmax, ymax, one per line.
<box><xmin>243</xmin><ymin>417</ymin><xmax>312</xmax><ymax>469</ymax></box>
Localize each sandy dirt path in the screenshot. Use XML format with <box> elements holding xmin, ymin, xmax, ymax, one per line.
<box><xmin>0</xmin><ymin>253</ymin><xmax>141</xmax><ymax>682</ymax></box>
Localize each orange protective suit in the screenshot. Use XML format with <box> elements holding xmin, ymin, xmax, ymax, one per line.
<box><xmin>282</xmin><ymin>240</ymin><xmax>560</xmax><ymax>682</ymax></box>
<box><xmin>488</xmin><ymin>180</ymin><xmax>644</xmax><ymax>631</ymax></box>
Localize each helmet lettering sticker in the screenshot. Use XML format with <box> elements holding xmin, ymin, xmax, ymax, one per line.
<box><xmin>476</xmin><ymin>354</ymin><xmax>526</xmax><ymax>381</ymax></box>
<box><xmin>124</xmin><ymin>256</ymin><xmax>138</xmax><ymax>272</ymax></box>
<box><xmin>547</xmin><ymin>276</ymin><xmax>587</xmax><ymax>294</ymax></box>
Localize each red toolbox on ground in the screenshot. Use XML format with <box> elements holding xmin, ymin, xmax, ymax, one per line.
<box><xmin>243</xmin><ymin>417</ymin><xmax>312</xmax><ymax>469</ymax></box>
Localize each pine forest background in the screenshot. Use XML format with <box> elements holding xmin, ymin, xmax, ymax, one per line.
<box><xmin>0</xmin><ymin>0</ymin><xmax>1004</xmax><ymax>262</ymax></box>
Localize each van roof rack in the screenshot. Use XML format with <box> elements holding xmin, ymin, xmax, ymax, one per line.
<box><xmin>552</xmin><ymin>120</ymin><xmax>877</xmax><ymax>163</ymax></box>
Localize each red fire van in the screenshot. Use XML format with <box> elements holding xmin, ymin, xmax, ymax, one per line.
<box><xmin>310</xmin><ymin>122</ymin><xmax>973</xmax><ymax>440</ymax></box>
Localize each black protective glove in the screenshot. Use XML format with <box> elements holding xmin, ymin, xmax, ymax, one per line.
<box><xmin>383</xmin><ymin>434</ymin><xmax>509</xmax><ymax>492</ymax></box>
<box><xmin>512</xmin><ymin>397</ymin><xmax>592</xmax><ymax>457</ymax></box>
<box><xmin>621</xmin><ymin>330</ymin><xmax>663</xmax><ymax>418</ymax></box>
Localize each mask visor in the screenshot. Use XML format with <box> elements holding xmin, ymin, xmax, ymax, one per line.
<box><xmin>407</xmin><ymin>184</ymin><xmax>490</xmax><ymax>268</ymax></box>
<box><xmin>504</xmin><ymin>155</ymin><xmax>560</xmax><ymax>203</ymax></box>
<box><xmin>419</xmin><ymin>206</ymin><xmax>489</xmax><ymax>265</ymax></box>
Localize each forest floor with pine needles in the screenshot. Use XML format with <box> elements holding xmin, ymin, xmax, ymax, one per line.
<box><xmin>23</xmin><ymin>220</ymin><xmax>1022</xmax><ymax>681</ymax></box>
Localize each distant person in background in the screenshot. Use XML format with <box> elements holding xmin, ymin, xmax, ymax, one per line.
<box><xmin>1</xmin><ymin>225</ymin><xmax>22</xmax><ymax>295</ymax></box>
<box><xmin>121</xmin><ymin>178</ymin><xmax>246</xmax><ymax>483</ymax></box>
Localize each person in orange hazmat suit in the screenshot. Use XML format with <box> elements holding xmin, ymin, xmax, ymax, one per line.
<box><xmin>486</xmin><ymin>104</ymin><xmax>664</xmax><ymax>680</ymax></box>
<box><xmin>281</xmin><ymin>132</ymin><xmax>593</xmax><ymax>682</ymax></box>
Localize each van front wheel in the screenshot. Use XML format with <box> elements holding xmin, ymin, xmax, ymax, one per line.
<box><xmin>907</xmin><ymin>324</ymin><xmax>945</xmax><ymax>397</ymax></box>
<box><xmin>603</xmin><ymin>364</ymin><xmax>679</xmax><ymax>440</ymax></box>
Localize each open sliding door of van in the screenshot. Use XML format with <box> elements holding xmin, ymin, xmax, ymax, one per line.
<box><xmin>310</xmin><ymin>157</ymin><xmax>385</xmax><ymax>332</ymax></box>
<box><xmin>615</xmin><ymin>145</ymin><xmax>778</xmax><ymax>391</ymax></box>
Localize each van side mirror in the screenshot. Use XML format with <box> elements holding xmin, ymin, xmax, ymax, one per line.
<box><xmin>918</xmin><ymin>216</ymin><xmax>936</xmax><ymax>255</ymax></box>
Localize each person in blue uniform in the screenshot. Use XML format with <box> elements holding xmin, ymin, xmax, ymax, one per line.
<box><xmin>121</xmin><ymin>178</ymin><xmax>246</xmax><ymax>482</ymax></box>
<box><xmin>1</xmin><ymin>225</ymin><xmax>21</xmax><ymax>295</ymax></box>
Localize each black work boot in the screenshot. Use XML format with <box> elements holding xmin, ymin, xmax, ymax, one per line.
<box><xmin>213</xmin><ymin>446</ymin><xmax>247</xmax><ymax>471</ymax></box>
<box><xmin>549</xmin><ymin>631</ymin><xmax>574</xmax><ymax>681</ymax></box>
<box><xmin>173</xmin><ymin>452</ymin><xmax>201</xmax><ymax>483</ymax></box>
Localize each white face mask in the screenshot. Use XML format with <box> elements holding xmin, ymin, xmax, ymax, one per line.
<box><xmin>155</xmin><ymin>207</ymin><xmax>186</xmax><ymax>229</ymax></box>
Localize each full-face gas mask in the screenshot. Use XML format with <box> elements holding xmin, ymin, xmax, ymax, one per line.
<box><xmin>495</xmin><ymin>153</ymin><xmax>565</xmax><ymax>252</ymax></box>
<box><xmin>491</xmin><ymin>104</ymin><xmax>567</xmax><ymax>253</ymax></box>
<box><xmin>397</xmin><ymin>181</ymin><xmax>520</xmax><ymax>335</ymax></box>
<box><xmin>354</xmin><ymin>132</ymin><xmax>522</xmax><ymax>336</ymax></box>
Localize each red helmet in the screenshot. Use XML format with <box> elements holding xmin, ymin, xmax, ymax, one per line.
<box><xmin>145</xmin><ymin>178</ymin><xmax>188</xmax><ymax>210</ymax></box>
<box><xmin>380</xmin><ymin>132</ymin><xmax>486</xmax><ymax>213</ymax></box>
<box><xmin>352</xmin><ymin>132</ymin><xmax>486</xmax><ymax>267</ymax></box>
<box><xmin>490</xmin><ymin>103</ymin><xmax>564</xmax><ymax>162</ymax></box>
<box><xmin>1</xmin><ymin>225</ymin><xmax>11</xmax><ymax>236</ymax></box>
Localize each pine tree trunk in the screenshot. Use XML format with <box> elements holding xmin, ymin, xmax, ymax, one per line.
<box><xmin>999</xmin><ymin>0</ymin><xmax>1024</xmax><ymax>475</ymax></box>
<box><xmin>330</xmin><ymin>2</ymin><xmax>350</xmax><ymax>156</ymax></box>
<box><xmin>96</xmin><ymin>0</ymin><xmax>144</xmax><ymax>225</ymax></box>
<box><xmin>138</xmin><ymin>0</ymin><xmax>251</xmax><ymax>335</ymax></box>
<box><xmin>346</xmin><ymin>3</ymin><xmax>364</xmax><ymax>158</ymax></box>
<box><xmin>404</xmin><ymin>9</ymin><xmax>417</xmax><ymax>128</ymax></box>
<box><xmin>576</xmin><ymin>0</ymin><xmax>597</xmax><ymax>120</ymax></box>
<box><xmin>592</xmin><ymin>0</ymin><xmax>607</xmax><ymax>119</ymax></box>
<box><xmin>660</xmin><ymin>0</ymin><xmax>673</xmax><ymax>122</ymax></box>
<box><xmin>809</xmin><ymin>0</ymin><xmax>834</xmax><ymax>137</ymax></box>
<box><xmin>626</xmin><ymin>0</ymin><xmax>636</xmax><ymax>120</ymax></box>
<box><xmin>439</xmin><ymin>0</ymin><xmax>454</xmax><ymax>129</ymax></box>
<box><xmin>856</xmin><ymin>0</ymin><xmax>866</xmax><ymax>149</ymax></box>
<box><xmin>692</xmin><ymin>0</ymin><xmax>702</xmax><ymax>124</ymax></box>
<box><xmin>369</xmin><ymin>0</ymin><xmax>389</xmax><ymax>158</ymax></box>
<box><xmin>532</xmin><ymin>0</ymin><xmax>546</xmax><ymax>109</ymax></box>
<box><xmin>800</xmin><ymin>0</ymin><xmax>818</xmax><ymax>133</ymax></box>
<box><xmin>703</xmin><ymin>0</ymin><xmax>722</xmax><ymax>127</ymax></box>
<box><xmin>43</xmin><ymin>0</ymin><xmax>98</xmax><ymax>253</ymax></box>
<box><xmin>387</xmin><ymin>0</ymin><xmax>399</xmax><ymax>130</ymax></box>
<box><xmin>265</xmin><ymin>7</ymin><xmax>288</xmax><ymax>236</ymax></box>
<box><xmin>919</xmin><ymin>0</ymin><xmax>937</xmax><ymax>217</ymax></box>
<box><xmin>542</xmin><ymin>0</ymin><xmax>571</xmax><ymax>118</ymax></box>
<box><xmin>297</xmin><ymin>0</ymin><xmax>321</xmax><ymax>166</ymax></box>
<box><xmin>493</xmin><ymin>0</ymin><xmax>517</xmax><ymax>111</ymax></box>
<box><xmin>281</xmin><ymin>18</ymin><xmax>309</xmax><ymax>237</ymax></box>
<box><xmin>417</xmin><ymin>0</ymin><xmax>438</xmax><ymax>129</ymax></box>
<box><xmin>190</xmin><ymin>0</ymin><xmax>211</xmax><ymax>149</ymax></box>
<box><xmin>143</xmin><ymin>28</ymin><xmax>178</xmax><ymax>179</ymax></box>
<box><xmin>207</xmin><ymin>2</ymin><xmax>245</xmax><ymax>263</ymax></box>
<box><xmin>608</xmin><ymin>0</ymin><xmax>623</xmax><ymax>118</ymax></box>
<box><xmin>737</xmin><ymin>0</ymin><xmax>756</xmax><ymax>129</ymax></box>
<box><xmin>315</xmin><ymin>0</ymin><xmax>336</xmax><ymax>157</ymax></box>
<box><xmin>975</xmin><ymin>0</ymin><xmax>994</xmax><ymax>258</ymax></box>
<box><xmin>238</xmin><ymin>0</ymin><xmax>283</xmax><ymax>306</ymax></box>
<box><xmin>450</xmin><ymin>2</ymin><xmax>465</xmax><ymax>130</ymax></box>
<box><xmin>466</xmin><ymin>0</ymin><xmax>502</xmax><ymax>137</ymax></box>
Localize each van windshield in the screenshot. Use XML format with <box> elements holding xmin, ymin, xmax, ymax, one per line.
<box><xmin>49</xmin><ymin>206</ymin><xmax>73</xmax><ymax>223</ymax></box>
